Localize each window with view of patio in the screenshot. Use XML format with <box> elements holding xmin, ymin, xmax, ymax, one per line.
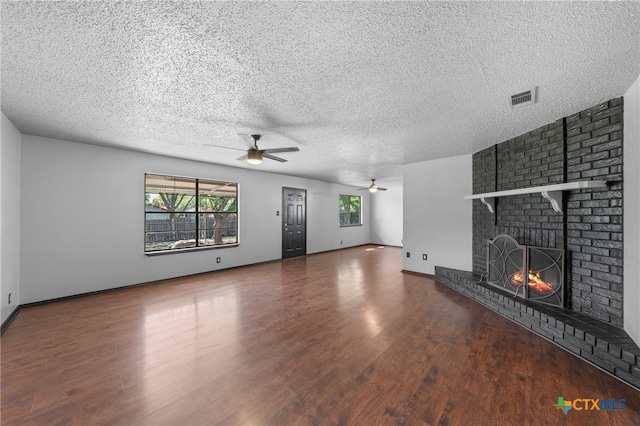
<box><xmin>145</xmin><ymin>173</ymin><xmax>238</xmax><ymax>253</ymax></box>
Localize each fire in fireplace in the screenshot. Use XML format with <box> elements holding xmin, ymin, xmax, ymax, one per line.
<box><xmin>487</xmin><ymin>234</ymin><xmax>564</xmax><ymax>307</ymax></box>
<box><xmin>510</xmin><ymin>270</ymin><xmax>555</xmax><ymax>296</ymax></box>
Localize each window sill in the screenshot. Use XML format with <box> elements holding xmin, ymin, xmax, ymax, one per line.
<box><xmin>340</xmin><ymin>224</ymin><xmax>363</xmax><ymax>228</ymax></box>
<box><xmin>145</xmin><ymin>243</ymin><xmax>239</xmax><ymax>256</ymax></box>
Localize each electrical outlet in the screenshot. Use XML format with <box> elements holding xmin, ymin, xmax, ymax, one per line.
<box><xmin>423</xmin><ymin>254</ymin><xmax>427</xmax><ymax>260</ymax></box>
<box><xmin>8</xmin><ymin>293</ymin><xmax>11</xmax><ymax>305</ymax></box>
<box><xmin>340</xmin><ymin>240</ymin><xmax>343</xmax><ymax>245</ymax></box>
<box><xmin>406</xmin><ymin>252</ymin><xmax>410</xmax><ymax>258</ymax></box>
<box><xmin>276</xmin><ymin>211</ymin><xmax>279</xmax><ymax>216</ymax></box>
<box><xmin>216</xmin><ymin>257</ymin><xmax>221</xmax><ymax>264</ymax></box>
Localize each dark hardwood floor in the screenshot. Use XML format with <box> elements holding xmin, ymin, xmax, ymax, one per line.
<box><xmin>1</xmin><ymin>245</ymin><xmax>638</xmax><ymax>425</ymax></box>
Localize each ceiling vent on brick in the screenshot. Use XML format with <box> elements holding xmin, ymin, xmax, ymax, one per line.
<box><xmin>510</xmin><ymin>87</ymin><xmax>537</xmax><ymax>108</ymax></box>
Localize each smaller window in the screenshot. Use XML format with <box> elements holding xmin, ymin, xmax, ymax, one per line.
<box><xmin>339</xmin><ymin>194</ymin><xmax>362</xmax><ymax>226</ymax></box>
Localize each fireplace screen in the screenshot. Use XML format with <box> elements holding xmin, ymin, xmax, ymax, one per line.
<box><xmin>487</xmin><ymin>234</ymin><xmax>564</xmax><ymax>307</ymax></box>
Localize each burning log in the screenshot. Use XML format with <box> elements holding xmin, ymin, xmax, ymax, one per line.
<box><xmin>510</xmin><ymin>270</ymin><xmax>555</xmax><ymax>296</ymax></box>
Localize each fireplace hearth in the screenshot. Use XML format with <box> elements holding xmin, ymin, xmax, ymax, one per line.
<box><xmin>434</xmin><ymin>266</ymin><xmax>640</xmax><ymax>390</ymax></box>
<box><xmin>487</xmin><ymin>234</ymin><xmax>564</xmax><ymax>308</ymax></box>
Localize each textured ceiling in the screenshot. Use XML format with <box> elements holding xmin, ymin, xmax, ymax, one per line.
<box><xmin>2</xmin><ymin>1</ymin><xmax>639</xmax><ymax>189</ymax></box>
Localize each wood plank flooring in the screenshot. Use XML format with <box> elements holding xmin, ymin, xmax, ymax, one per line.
<box><xmin>2</xmin><ymin>245</ymin><xmax>639</xmax><ymax>425</ymax></box>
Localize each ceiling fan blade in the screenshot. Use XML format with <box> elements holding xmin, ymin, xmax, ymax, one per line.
<box><xmin>263</xmin><ymin>147</ymin><xmax>300</xmax><ymax>154</ymax></box>
<box><xmin>237</xmin><ymin>133</ymin><xmax>257</xmax><ymax>149</ymax></box>
<box><xmin>204</xmin><ymin>144</ymin><xmax>246</xmax><ymax>152</ymax></box>
<box><xmin>263</xmin><ymin>153</ymin><xmax>287</xmax><ymax>162</ymax></box>
<box><xmin>236</xmin><ymin>154</ymin><xmax>248</xmax><ymax>161</ymax></box>
<box><xmin>378</xmin><ymin>187</ymin><xmax>388</xmax><ymax>191</ymax></box>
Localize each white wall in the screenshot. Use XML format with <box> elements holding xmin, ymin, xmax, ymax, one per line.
<box><xmin>1</xmin><ymin>113</ymin><xmax>22</xmax><ymax>323</ymax></box>
<box><xmin>19</xmin><ymin>135</ymin><xmax>371</xmax><ymax>304</ymax></box>
<box><xmin>402</xmin><ymin>155</ymin><xmax>472</xmax><ymax>274</ymax></box>
<box><xmin>370</xmin><ymin>185</ymin><xmax>403</xmax><ymax>246</ymax></box>
<box><xmin>624</xmin><ymin>74</ymin><xmax>640</xmax><ymax>345</ymax></box>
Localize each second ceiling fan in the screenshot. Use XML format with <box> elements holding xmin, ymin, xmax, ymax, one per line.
<box><xmin>357</xmin><ymin>179</ymin><xmax>388</xmax><ymax>193</ymax></box>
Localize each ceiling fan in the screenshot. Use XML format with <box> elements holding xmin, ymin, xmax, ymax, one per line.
<box><xmin>358</xmin><ymin>179</ymin><xmax>388</xmax><ymax>193</ymax></box>
<box><xmin>205</xmin><ymin>134</ymin><xmax>299</xmax><ymax>165</ymax></box>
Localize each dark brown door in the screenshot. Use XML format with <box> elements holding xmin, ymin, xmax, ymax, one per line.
<box><xmin>282</xmin><ymin>187</ymin><xmax>306</xmax><ymax>259</ymax></box>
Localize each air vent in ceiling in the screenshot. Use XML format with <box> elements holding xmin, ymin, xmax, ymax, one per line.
<box><xmin>510</xmin><ymin>87</ymin><xmax>537</xmax><ymax>108</ymax></box>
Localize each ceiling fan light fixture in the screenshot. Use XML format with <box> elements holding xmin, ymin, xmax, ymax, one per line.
<box><xmin>247</xmin><ymin>149</ymin><xmax>263</xmax><ymax>165</ymax></box>
<box><xmin>369</xmin><ymin>179</ymin><xmax>378</xmax><ymax>192</ymax></box>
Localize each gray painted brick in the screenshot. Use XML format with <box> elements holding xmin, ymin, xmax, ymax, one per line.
<box><xmin>472</xmin><ymin>97</ymin><xmax>623</xmax><ymax>326</ymax></box>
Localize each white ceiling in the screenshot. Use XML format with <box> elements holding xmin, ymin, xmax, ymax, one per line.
<box><xmin>2</xmin><ymin>1</ymin><xmax>639</xmax><ymax>189</ymax></box>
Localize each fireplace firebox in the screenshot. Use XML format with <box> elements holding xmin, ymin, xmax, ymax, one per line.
<box><xmin>487</xmin><ymin>234</ymin><xmax>564</xmax><ymax>307</ymax></box>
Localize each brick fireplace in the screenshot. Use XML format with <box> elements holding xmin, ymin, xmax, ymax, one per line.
<box><xmin>473</xmin><ymin>98</ymin><xmax>623</xmax><ymax>326</ymax></box>
<box><xmin>435</xmin><ymin>97</ymin><xmax>640</xmax><ymax>389</ymax></box>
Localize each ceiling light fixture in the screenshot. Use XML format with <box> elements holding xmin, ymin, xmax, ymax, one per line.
<box><xmin>247</xmin><ymin>149</ymin><xmax>263</xmax><ymax>165</ymax></box>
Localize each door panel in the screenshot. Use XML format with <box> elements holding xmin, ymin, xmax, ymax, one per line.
<box><xmin>282</xmin><ymin>187</ymin><xmax>307</xmax><ymax>259</ymax></box>
<box><xmin>296</xmin><ymin>205</ymin><xmax>303</xmax><ymax>225</ymax></box>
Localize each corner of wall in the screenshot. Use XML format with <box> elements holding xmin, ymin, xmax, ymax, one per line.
<box><xmin>402</xmin><ymin>154</ymin><xmax>472</xmax><ymax>275</ymax></box>
<box><xmin>623</xmin><ymin>74</ymin><xmax>640</xmax><ymax>345</ymax></box>
<box><xmin>370</xmin><ymin>185</ymin><xmax>403</xmax><ymax>247</ymax></box>
<box><xmin>1</xmin><ymin>113</ymin><xmax>22</xmax><ymax>325</ymax></box>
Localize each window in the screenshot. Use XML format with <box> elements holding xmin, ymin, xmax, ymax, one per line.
<box><xmin>145</xmin><ymin>173</ymin><xmax>238</xmax><ymax>253</ymax></box>
<box><xmin>339</xmin><ymin>194</ymin><xmax>362</xmax><ymax>226</ymax></box>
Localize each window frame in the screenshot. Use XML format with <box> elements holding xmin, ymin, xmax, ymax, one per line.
<box><xmin>339</xmin><ymin>194</ymin><xmax>362</xmax><ymax>227</ymax></box>
<box><xmin>144</xmin><ymin>173</ymin><xmax>239</xmax><ymax>255</ymax></box>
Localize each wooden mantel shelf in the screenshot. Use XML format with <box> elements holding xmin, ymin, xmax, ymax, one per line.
<box><xmin>464</xmin><ymin>180</ymin><xmax>608</xmax><ymax>213</ymax></box>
